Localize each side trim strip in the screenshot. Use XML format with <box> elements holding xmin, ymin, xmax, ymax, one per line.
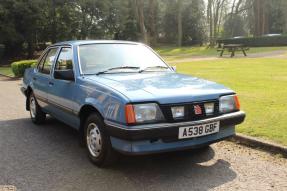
<box><xmin>34</xmin><ymin>94</ymin><xmax>47</xmax><ymax>102</ymax></box>
<box><xmin>34</xmin><ymin>95</ymin><xmax>76</xmax><ymax>116</ymax></box>
<box><xmin>48</xmin><ymin>99</ymin><xmax>75</xmax><ymax>115</ymax></box>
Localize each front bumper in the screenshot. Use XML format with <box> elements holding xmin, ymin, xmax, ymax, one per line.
<box><xmin>105</xmin><ymin>111</ymin><xmax>245</xmax><ymax>155</ymax></box>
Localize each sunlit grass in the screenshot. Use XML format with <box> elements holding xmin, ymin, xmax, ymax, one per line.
<box><xmin>167</xmin><ymin>58</ymin><xmax>287</xmax><ymax>145</ymax></box>
<box><xmin>156</xmin><ymin>46</ymin><xmax>287</xmax><ymax>57</ymax></box>
<box><xmin>156</xmin><ymin>46</ymin><xmax>218</xmax><ymax>57</ymax></box>
<box><xmin>0</xmin><ymin>66</ymin><xmax>13</xmax><ymax>77</ymax></box>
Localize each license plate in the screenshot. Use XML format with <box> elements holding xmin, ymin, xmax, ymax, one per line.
<box><xmin>178</xmin><ymin>121</ymin><xmax>220</xmax><ymax>139</ymax></box>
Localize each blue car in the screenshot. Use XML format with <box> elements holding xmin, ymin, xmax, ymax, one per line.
<box><xmin>21</xmin><ymin>40</ymin><xmax>245</xmax><ymax>166</ymax></box>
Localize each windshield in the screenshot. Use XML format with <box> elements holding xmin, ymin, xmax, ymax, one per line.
<box><xmin>78</xmin><ymin>43</ymin><xmax>170</xmax><ymax>74</ymax></box>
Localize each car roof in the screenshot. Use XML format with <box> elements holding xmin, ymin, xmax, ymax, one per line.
<box><xmin>52</xmin><ymin>40</ymin><xmax>142</xmax><ymax>47</ymax></box>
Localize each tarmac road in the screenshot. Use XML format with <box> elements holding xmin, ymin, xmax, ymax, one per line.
<box><xmin>0</xmin><ymin>76</ymin><xmax>287</xmax><ymax>191</ymax></box>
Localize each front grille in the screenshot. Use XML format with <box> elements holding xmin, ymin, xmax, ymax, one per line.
<box><xmin>160</xmin><ymin>100</ymin><xmax>220</xmax><ymax>123</ymax></box>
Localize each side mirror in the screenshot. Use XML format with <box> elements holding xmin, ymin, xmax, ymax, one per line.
<box><xmin>54</xmin><ymin>70</ymin><xmax>75</xmax><ymax>81</ymax></box>
<box><xmin>171</xmin><ymin>66</ymin><xmax>177</xmax><ymax>72</ymax></box>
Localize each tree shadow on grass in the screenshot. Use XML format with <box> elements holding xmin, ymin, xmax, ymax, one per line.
<box><xmin>0</xmin><ymin>117</ymin><xmax>237</xmax><ymax>191</ymax></box>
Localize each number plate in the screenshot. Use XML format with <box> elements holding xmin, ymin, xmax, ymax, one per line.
<box><xmin>178</xmin><ymin>121</ymin><xmax>220</xmax><ymax>139</ymax></box>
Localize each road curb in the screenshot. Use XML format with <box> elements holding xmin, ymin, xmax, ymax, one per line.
<box><xmin>229</xmin><ymin>133</ymin><xmax>287</xmax><ymax>158</ymax></box>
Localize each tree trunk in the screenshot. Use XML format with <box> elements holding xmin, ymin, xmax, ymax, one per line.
<box><xmin>148</xmin><ymin>0</ymin><xmax>157</xmax><ymax>45</ymax></box>
<box><xmin>51</xmin><ymin>0</ymin><xmax>57</xmax><ymax>43</ymax></box>
<box><xmin>135</xmin><ymin>0</ymin><xmax>148</xmax><ymax>44</ymax></box>
<box><xmin>253</xmin><ymin>0</ymin><xmax>269</xmax><ymax>36</ymax></box>
<box><xmin>217</xmin><ymin>1</ymin><xmax>225</xmax><ymax>35</ymax></box>
<box><xmin>207</xmin><ymin>0</ymin><xmax>213</xmax><ymax>46</ymax></box>
<box><xmin>177</xmin><ymin>0</ymin><xmax>183</xmax><ymax>47</ymax></box>
<box><xmin>27</xmin><ymin>40</ymin><xmax>34</xmax><ymax>59</ymax></box>
<box><xmin>283</xmin><ymin>1</ymin><xmax>287</xmax><ymax>33</ymax></box>
<box><xmin>230</xmin><ymin>0</ymin><xmax>236</xmax><ymax>37</ymax></box>
<box><xmin>213</xmin><ymin>0</ymin><xmax>224</xmax><ymax>42</ymax></box>
<box><xmin>253</xmin><ymin>0</ymin><xmax>260</xmax><ymax>36</ymax></box>
<box><xmin>262</xmin><ymin>0</ymin><xmax>269</xmax><ymax>35</ymax></box>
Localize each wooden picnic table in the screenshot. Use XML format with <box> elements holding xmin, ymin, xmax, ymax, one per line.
<box><xmin>218</xmin><ymin>44</ymin><xmax>249</xmax><ymax>57</ymax></box>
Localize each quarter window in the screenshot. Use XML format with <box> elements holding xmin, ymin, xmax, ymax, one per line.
<box><xmin>37</xmin><ymin>54</ymin><xmax>46</xmax><ymax>71</ymax></box>
<box><xmin>54</xmin><ymin>47</ymin><xmax>73</xmax><ymax>71</ymax></box>
<box><xmin>40</xmin><ymin>48</ymin><xmax>58</xmax><ymax>75</ymax></box>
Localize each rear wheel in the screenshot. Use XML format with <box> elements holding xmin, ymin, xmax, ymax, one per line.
<box><xmin>29</xmin><ymin>93</ymin><xmax>46</xmax><ymax>124</ymax></box>
<box><xmin>84</xmin><ymin>113</ymin><xmax>117</xmax><ymax>167</ymax></box>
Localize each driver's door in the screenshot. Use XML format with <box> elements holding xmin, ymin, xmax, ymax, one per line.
<box><xmin>48</xmin><ymin>47</ymin><xmax>79</xmax><ymax>128</ymax></box>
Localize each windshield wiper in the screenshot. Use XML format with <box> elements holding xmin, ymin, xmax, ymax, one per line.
<box><xmin>96</xmin><ymin>66</ymin><xmax>140</xmax><ymax>75</ymax></box>
<box><xmin>139</xmin><ymin>66</ymin><xmax>170</xmax><ymax>73</ymax></box>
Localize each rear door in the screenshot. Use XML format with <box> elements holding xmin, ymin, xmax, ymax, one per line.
<box><xmin>33</xmin><ymin>48</ymin><xmax>59</xmax><ymax>110</ymax></box>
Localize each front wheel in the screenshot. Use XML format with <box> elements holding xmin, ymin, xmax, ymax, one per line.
<box><xmin>29</xmin><ymin>93</ymin><xmax>46</xmax><ymax>124</ymax></box>
<box><xmin>84</xmin><ymin>113</ymin><xmax>118</xmax><ymax>167</ymax></box>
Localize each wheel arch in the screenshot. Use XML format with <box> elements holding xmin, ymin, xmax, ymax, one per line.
<box><xmin>78</xmin><ymin>104</ymin><xmax>104</xmax><ymax>145</ymax></box>
<box><xmin>25</xmin><ymin>86</ymin><xmax>33</xmax><ymax>111</ymax></box>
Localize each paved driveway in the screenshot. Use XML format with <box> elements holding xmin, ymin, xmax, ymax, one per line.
<box><xmin>0</xmin><ymin>76</ymin><xmax>287</xmax><ymax>191</ymax></box>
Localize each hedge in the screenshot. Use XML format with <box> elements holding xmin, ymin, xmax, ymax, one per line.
<box><xmin>217</xmin><ymin>35</ymin><xmax>287</xmax><ymax>47</ymax></box>
<box><xmin>11</xmin><ymin>60</ymin><xmax>37</xmax><ymax>77</ymax></box>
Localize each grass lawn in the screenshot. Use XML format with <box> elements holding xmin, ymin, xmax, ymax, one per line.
<box><xmin>0</xmin><ymin>66</ymin><xmax>13</xmax><ymax>77</ymax></box>
<box><xmin>156</xmin><ymin>46</ymin><xmax>287</xmax><ymax>58</ymax></box>
<box><xmin>168</xmin><ymin>58</ymin><xmax>287</xmax><ymax>146</ymax></box>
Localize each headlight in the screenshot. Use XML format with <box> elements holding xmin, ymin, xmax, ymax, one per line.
<box><xmin>125</xmin><ymin>103</ymin><xmax>164</xmax><ymax>124</ymax></box>
<box><xmin>219</xmin><ymin>95</ymin><xmax>240</xmax><ymax>113</ymax></box>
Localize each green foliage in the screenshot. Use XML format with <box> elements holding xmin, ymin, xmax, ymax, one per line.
<box><xmin>0</xmin><ymin>0</ymin><xmax>213</xmax><ymax>60</ymax></box>
<box><xmin>0</xmin><ymin>44</ymin><xmax>5</xmax><ymax>60</ymax></box>
<box><xmin>0</xmin><ymin>66</ymin><xmax>13</xmax><ymax>77</ymax></box>
<box><xmin>3</xmin><ymin>0</ymin><xmax>286</xmax><ymax>60</ymax></box>
<box><xmin>11</xmin><ymin>60</ymin><xmax>37</xmax><ymax>77</ymax></box>
<box><xmin>223</xmin><ymin>14</ymin><xmax>247</xmax><ymax>38</ymax></box>
<box><xmin>160</xmin><ymin>0</ymin><xmax>206</xmax><ymax>45</ymax></box>
<box><xmin>0</xmin><ymin>0</ymin><xmax>44</xmax><ymax>58</ymax></box>
<box><xmin>218</xmin><ymin>36</ymin><xmax>287</xmax><ymax>47</ymax></box>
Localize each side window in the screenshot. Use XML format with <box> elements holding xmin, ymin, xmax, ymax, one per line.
<box><xmin>37</xmin><ymin>52</ymin><xmax>47</xmax><ymax>71</ymax></box>
<box><xmin>40</xmin><ymin>48</ymin><xmax>58</xmax><ymax>75</ymax></box>
<box><xmin>54</xmin><ymin>47</ymin><xmax>73</xmax><ymax>71</ymax></box>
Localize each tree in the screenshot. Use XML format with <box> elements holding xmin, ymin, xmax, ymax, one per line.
<box><xmin>253</xmin><ymin>0</ymin><xmax>269</xmax><ymax>36</ymax></box>
<box><xmin>161</xmin><ymin>0</ymin><xmax>206</xmax><ymax>45</ymax></box>
<box><xmin>249</xmin><ymin>0</ymin><xmax>286</xmax><ymax>36</ymax></box>
<box><xmin>207</xmin><ymin>0</ymin><xmax>226</xmax><ymax>46</ymax></box>
<box><xmin>182</xmin><ymin>0</ymin><xmax>206</xmax><ymax>45</ymax></box>
<box><xmin>223</xmin><ymin>0</ymin><xmax>250</xmax><ymax>38</ymax></box>
<box><xmin>134</xmin><ymin>0</ymin><xmax>148</xmax><ymax>44</ymax></box>
<box><xmin>176</xmin><ymin>0</ymin><xmax>183</xmax><ymax>46</ymax></box>
<box><xmin>0</xmin><ymin>0</ymin><xmax>44</xmax><ymax>58</ymax></box>
<box><xmin>148</xmin><ymin>0</ymin><xmax>157</xmax><ymax>45</ymax></box>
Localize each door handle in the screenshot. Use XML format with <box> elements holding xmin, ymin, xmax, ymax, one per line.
<box><xmin>48</xmin><ymin>82</ymin><xmax>54</xmax><ymax>86</ymax></box>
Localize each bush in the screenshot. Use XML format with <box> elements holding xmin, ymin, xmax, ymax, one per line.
<box><xmin>217</xmin><ymin>35</ymin><xmax>287</xmax><ymax>47</ymax></box>
<box><xmin>11</xmin><ymin>60</ymin><xmax>37</xmax><ymax>77</ymax></box>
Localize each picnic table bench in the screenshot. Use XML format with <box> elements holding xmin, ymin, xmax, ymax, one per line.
<box><xmin>217</xmin><ymin>44</ymin><xmax>249</xmax><ymax>57</ymax></box>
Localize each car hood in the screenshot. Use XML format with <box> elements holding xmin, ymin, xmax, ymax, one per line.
<box><xmin>85</xmin><ymin>72</ymin><xmax>234</xmax><ymax>104</ymax></box>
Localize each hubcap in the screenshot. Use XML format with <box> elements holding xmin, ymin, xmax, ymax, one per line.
<box><xmin>30</xmin><ymin>97</ymin><xmax>36</xmax><ymax>118</ymax></box>
<box><xmin>86</xmin><ymin>123</ymin><xmax>102</xmax><ymax>157</ymax></box>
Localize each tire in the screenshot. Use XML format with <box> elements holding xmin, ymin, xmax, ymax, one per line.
<box><xmin>29</xmin><ymin>92</ymin><xmax>46</xmax><ymax>124</ymax></box>
<box><xmin>84</xmin><ymin>113</ymin><xmax>118</xmax><ymax>167</ymax></box>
